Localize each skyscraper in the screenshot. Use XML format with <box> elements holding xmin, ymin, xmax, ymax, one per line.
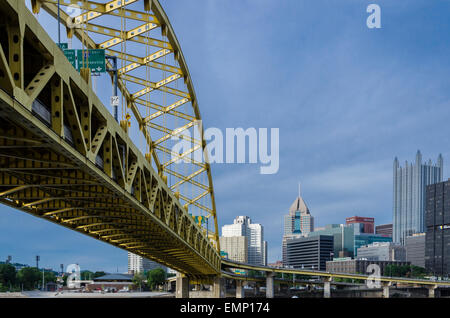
<box><xmin>128</xmin><ymin>253</ymin><xmax>167</xmax><ymax>274</ymax></box>
<box><xmin>222</xmin><ymin>216</ymin><xmax>267</xmax><ymax>266</ymax></box>
<box><xmin>425</xmin><ymin>181</ymin><xmax>450</xmax><ymax>276</ymax></box>
<box><xmin>219</xmin><ymin>236</ymin><xmax>248</xmax><ymax>263</ymax></box>
<box><xmin>346</xmin><ymin>216</ymin><xmax>375</xmax><ymax>234</ymax></box>
<box><xmin>282</xmin><ymin>191</ymin><xmax>314</xmax><ymax>265</ymax></box>
<box><xmin>393</xmin><ymin>151</ymin><xmax>443</xmax><ymax>245</ymax></box>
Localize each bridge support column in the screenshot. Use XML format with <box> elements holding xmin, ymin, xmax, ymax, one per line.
<box><xmin>427</xmin><ymin>285</ymin><xmax>438</xmax><ymax>298</ymax></box>
<box><xmin>176</xmin><ymin>274</ymin><xmax>189</xmax><ymax>298</ymax></box>
<box><xmin>213</xmin><ymin>276</ymin><xmax>225</xmax><ymax>298</ymax></box>
<box><xmin>382</xmin><ymin>282</ymin><xmax>391</xmax><ymax>298</ymax></box>
<box><xmin>324</xmin><ymin>278</ymin><xmax>332</xmax><ymax>298</ymax></box>
<box><xmin>266</xmin><ymin>272</ymin><xmax>275</xmax><ymax>298</ymax></box>
<box><xmin>236</xmin><ymin>280</ymin><xmax>244</xmax><ymax>298</ymax></box>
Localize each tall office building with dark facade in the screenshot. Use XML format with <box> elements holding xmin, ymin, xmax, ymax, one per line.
<box><xmin>286</xmin><ymin>235</ymin><xmax>333</xmax><ymax>271</ymax></box>
<box><xmin>393</xmin><ymin>151</ymin><xmax>443</xmax><ymax>245</ymax></box>
<box><xmin>425</xmin><ymin>180</ymin><xmax>450</xmax><ymax>276</ymax></box>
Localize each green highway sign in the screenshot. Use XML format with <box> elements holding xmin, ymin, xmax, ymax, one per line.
<box><xmin>57</xmin><ymin>43</ymin><xmax>68</xmax><ymax>50</ymax></box>
<box><xmin>63</xmin><ymin>49</ymin><xmax>76</xmax><ymax>69</ymax></box>
<box><xmin>77</xmin><ymin>49</ymin><xmax>106</xmax><ymax>73</ymax></box>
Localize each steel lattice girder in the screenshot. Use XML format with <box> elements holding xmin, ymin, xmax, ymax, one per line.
<box><xmin>0</xmin><ymin>0</ymin><xmax>221</xmax><ymax>276</ymax></box>
<box><xmin>35</xmin><ymin>0</ymin><xmax>221</xmax><ymax>252</ymax></box>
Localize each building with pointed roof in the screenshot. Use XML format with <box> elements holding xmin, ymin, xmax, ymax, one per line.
<box><xmin>282</xmin><ymin>190</ymin><xmax>314</xmax><ymax>265</ymax></box>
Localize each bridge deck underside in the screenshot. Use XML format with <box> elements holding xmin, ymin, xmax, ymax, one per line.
<box><xmin>0</xmin><ymin>105</ymin><xmax>214</xmax><ymax>276</ymax></box>
<box><xmin>0</xmin><ymin>0</ymin><xmax>219</xmax><ymax>277</ymax></box>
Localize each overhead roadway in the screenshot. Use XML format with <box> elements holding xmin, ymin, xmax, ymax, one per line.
<box><xmin>0</xmin><ymin>0</ymin><xmax>220</xmax><ymax>277</ymax></box>
<box><xmin>221</xmin><ymin>259</ymin><xmax>450</xmax><ymax>287</ymax></box>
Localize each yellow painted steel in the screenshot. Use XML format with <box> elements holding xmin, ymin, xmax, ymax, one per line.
<box><xmin>35</xmin><ymin>0</ymin><xmax>220</xmax><ymax>255</ymax></box>
<box><xmin>221</xmin><ymin>259</ymin><xmax>450</xmax><ymax>287</ymax></box>
<box><xmin>0</xmin><ymin>0</ymin><xmax>221</xmax><ymax>277</ymax></box>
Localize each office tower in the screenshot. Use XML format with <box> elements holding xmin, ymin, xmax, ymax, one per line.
<box><xmin>128</xmin><ymin>253</ymin><xmax>167</xmax><ymax>274</ymax></box>
<box><xmin>219</xmin><ymin>236</ymin><xmax>248</xmax><ymax>263</ymax></box>
<box><xmin>356</xmin><ymin>242</ymin><xmax>406</xmax><ymax>261</ymax></box>
<box><xmin>222</xmin><ymin>216</ymin><xmax>267</xmax><ymax>266</ymax></box>
<box><xmin>286</xmin><ymin>235</ymin><xmax>333</xmax><ymax>271</ymax></box>
<box><xmin>310</xmin><ymin>224</ymin><xmax>392</xmax><ymax>258</ymax></box>
<box><xmin>425</xmin><ymin>181</ymin><xmax>450</xmax><ymax>276</ymax></box>
<box><xmin>406</xmin><ymin>233</ymin><xmax>426</xmax><ymax>268</ymax></box>
<box><xmin>393</xmin><ymin>151</ymin><xmax>443</xmax><ymax>244</ymax></box>
<box><xmin>284</xmin><ymin>196</ymin><xmax>314</xmax><ymax>236</ymax></box>
<box><xmin>309</xmin><ymin>224</ymin><xmax>355</xmax><ymax>258</ymax></box>
<box><xmin>376</xmin><ymin>224</ymin><xmax>393</xmax><ymax>237</ymax></box>
<box><xmin>346</xmin><ymin>216</ymin><xmax>375</xmax><ymax>234</ymax></box>
<box><xmin>282</xmin><ymin>191</ymin><xmax>314</xmax><ymax>265</ymax></box>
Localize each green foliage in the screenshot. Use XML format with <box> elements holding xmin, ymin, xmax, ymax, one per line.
<box><xmin>147</xmin><ymin>268</ymin><xmax>166</xmax><ymax>290</ymax></box>
<box><xmin>81</xmin><ymin>271</ymin><xmax>94</xmax><ymax>280</ymax></box>
<box><xmin>93</xmin><ymin>271</ymin><xmax>107</xmax><ymax>279</ymax></box>
<box><xmin>247</xmin><ymin>270</ymin><xmax>264</xmax><ymax>278</ymax></box>
<box><xmin>16</xmin><ymin>267</ymin><xmax>41</xmax><ymax>290</ymax></box>
<box><xmin>384</xmin><ymin>264</ymin><xmax>428</xmax><ymax>278</ymax></box>
<box><xmin>0</xmin><ymin>264</ymin><xmax>16</xmax><ymax>288</ymax></box>
<box><xmin>44</xmin><ymin>271</ymin><xmax>56</xmax><ymax>284</ymax></box>
<box><xmin>132</xmin><ymin>272</ymin><xmax>146</xmax><ymax>290</ymax></box>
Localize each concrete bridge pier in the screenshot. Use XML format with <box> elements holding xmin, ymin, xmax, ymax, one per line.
<box><xmin>176</xmin><ymin>274</ymin><xmax>189</xmax><ymax>298</ymax></box>
<box><xmin>324</xmin><ymin>278</ymin><xmax>332</xmax><ymax>298</ymax></box>
<box><xmin>213</xmin><ymin>276</ymin><xmax>226</xmax><ymax>298</ymax></box>
<box><xmin>427</xmin><ymin>285</ymin><xmax>439</xmax><ymax>298</ymax></box>
<box><xmin>236</xmin><ymin>280</ymin><xmax>244</xmax><ymax>298</ymax></box>
<box><xmin>382</xmin><ymin>282</ymin><xmax>392</xmax><ymax>298</ymax></box>
<box><xmin>266</xmin><ymin>272</ymin><xmax>275</xmax><ymax>298</ymax></box>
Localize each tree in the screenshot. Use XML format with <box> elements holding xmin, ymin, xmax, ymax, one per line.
<box><xmin>248</xmin><ymin>270</ymin><xmax>264</xmax><ymax>278</ymax></box>
<box><xmin>81</xmin><ymin>271</ymin><xmax>94</xmax><ymax>280</ymax></box>
<box><xmin>147</xmin><ymin>268</ymin><xmax>166</xmax><ymax>290</ymax></box>
<box><xmin>0</xmin><ymin>264</ymin><xmax>16</xmax><ymax>288</ymax></box>
<box><xmin>93</xmin><ymin>271</ymin><xmax>106</xmax><ymax>279</ymax></box>
<box><xmin>16</xmin><ymin>267</ymin><xmax>41</xmax><ymax>290</ymax></box>
<box><xmin>410</xmin><ymin>265</ymin><xmax>427</xmax><ymax>278</ymax></box>
<box><xmin>132</xmin><ymin>273</ymin><xmax>146</xmax><ymax>291</ymax></box>
<box><xmin>44</xmin><ymin>271</ymin><xmax>56</xmax><ymax>284</ymax></box>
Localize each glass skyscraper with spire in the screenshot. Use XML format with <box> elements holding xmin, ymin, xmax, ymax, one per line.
<box><xmin>393</xmin><ymin>151</ymin><xmax>443</xmax><ymax>245</ymax></box>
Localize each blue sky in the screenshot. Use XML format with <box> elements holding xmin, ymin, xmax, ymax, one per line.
<box><xmin>1</xmin><ymin>0</ymin><xmax>450</xmax><ymax>272</ymax></box>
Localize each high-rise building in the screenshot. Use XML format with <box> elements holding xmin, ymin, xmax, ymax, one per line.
<box><xmin>356</xmin><ymin>242</ymin><xmax>406</xmax><ymax>261</ymax></box>
<box><xmin>282</xmin><ymin>192</ymin><xmax>314</xmax><ymax>265</ymax></box>
<box><xmin>286</xmin><ymin>235</ymin><xmax>333</xmax><ymax>271</ymax></box>
<box><xmin>309</xmin><ymin>224</ymin><xmax>393</xmax><ymax>258</ymax></box>
<box><xmin>393</xmin><ymin>151</ymin><xmax>443</xmax><ymax>245</ymax></box>
<box><xmin>376</xmin><ymin>224</ymin><xmax>393</xmax><ymax>237</ymax></box>
<box><xmin>406</xmin><ymin>233</ymin><xmax>426</xmax><ymax>268</ymax></box>
<box><xmin>425</xmin><ymin>180</ymin><xmax>450</xmax><ymax>276</ymax></box>
<box><xmin>219</xmin><ymin>236</ymin><xmax>248</xmax><ymax>263</ymax></box>
<box><xmin>222</xmin><ymin>216</ymin><xmax>267</xmax><ymax>266</ymax></box>
<box><xmin>284</xmin><ymin>196</ymin><xmax>314</xmax><ymax>236</ymax></box>
<box><xmin>309</xmin><ymin>224</ymin><xmax>354</xmax><ymax>258</ymax></box>
<box><xmin>127</xmin><ymin>253</ymin><xmax>166</xmax><ymax>274</ymax></box>
<box><xmin>346</xmin><ymin>216</ymin><xmax>375</xmax><ymax>234</ymax></box>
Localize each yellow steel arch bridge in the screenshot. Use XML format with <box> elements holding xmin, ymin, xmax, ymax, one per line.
<box><xmin>1</xmin><ymin>0</ymin><xmax>450</xmax><ymax>294</ymax></box>
<box><xmin>0</xmin><ymin>0</ymin><xmax>221</xmax><ymax>279</ymax></box>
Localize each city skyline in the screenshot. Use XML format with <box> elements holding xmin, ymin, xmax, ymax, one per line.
<box><xmin>1</xmin><ymin>0</ymin><xmax>450</xmax><ymax>271</ymax></box>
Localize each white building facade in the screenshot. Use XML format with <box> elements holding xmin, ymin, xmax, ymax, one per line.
<box><xmin>127</xmin><ymin>252</ymin><xmax>167</xmax><ymax>274</ymax></box>
<box><xmin>222</xmin><ymin>216</ymin><xmax>267</xmax><ymax>266</ymax></box>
